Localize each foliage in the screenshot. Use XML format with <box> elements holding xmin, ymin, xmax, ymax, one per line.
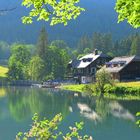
<box><xmin>21</xmin><ymin>0</ymin><xmax>85</xmax><ymax>25</ymax></box>
<box><xmin>45</xmin><ymin>45</ymin><xmax>70</xmax><ymax>79</ymax></box>
<box><xmin>7</xmin><ymin>44</ymin><xmax>31</xmax><ymax>80</ymax></box>
<box><xmin>130</xmin><ymin>34</ymin><xmax>140</xmax><ymax>55</ymax></box>
<box><xmin>28</xmin><ymin>56</ymin><xmax>45</xmax><ymax>81</ymax></box>
<box><xmin>115</xmin><ymin>0</ymin><xmax>140</xmax><ymax>28</ymax></box>
<box><xmin>0</xmin><ymin>66</ymin><xmax>8</xmax><ymax>78</ymax></box>
<box><xmin>136</xmin><ymin>112</ymin><xmax>140</xmax><ymax>127</ymax></box>
<box><xmin>16</xmin><ymin>113</ymin><xmax>92</xmax><ymax>140</ymax></box>
<box><xmin>77</xmin><ymin>35</ymin><xmax>92</xmax><ymax>54</ymax></box>
<box><xmin>21</xmin><ymin>0</ymin><xmax>140</xmax><ymax>28</ymax></box>
<box><xmin>104</xmin><ymin>84</ymin><xmax>140</xmax><ymax>95</ymax></box>
<box><xmin>37</xmin><ymin>27</ymin><xmax>48</xmax><ymax>60</ymax></box>
<box><xmin>95</xmin><ymin>69</ymin><xmax>114</xmax><ymax>94</ymax></box>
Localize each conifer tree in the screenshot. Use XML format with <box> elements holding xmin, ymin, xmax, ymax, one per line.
<box><xmin>130</xmin><ymin>34</ymin><xmax>140</xmax><ymax>56</ymax></box>
<box><xmin>37</xmin><ymin>27</ymin><xmax>48</xmax><ymax>60</ymax></box>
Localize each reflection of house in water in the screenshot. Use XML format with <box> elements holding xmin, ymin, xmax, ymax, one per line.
<box><xmin>69</xmin><ymin>100</ymin><xmax>135</xmax><ymax>123</ymax></box>
<box><xmin>109</xmin><ymin>101</ymin><xmax>135</xmax><ymax>121</ymax></box>
<box><xmin>67</xmin><ymin>50</ymin><xmax>111</xmax><ymax>83</ymax></box>
<box><xmin>104</xmin><ymin>56</ymin><xmax>140</xmax><ymax>81</ymax></box>
<box><xmin>77</xmin><ymin>103</ymin><xmax>101</xmax><ymax>122</ymax></box>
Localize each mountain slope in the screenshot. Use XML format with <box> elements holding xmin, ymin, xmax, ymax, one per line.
<box><xmin>0</xmin><ymin>0</ymin><xmax>139</xmax><ymax>47</ymax></box>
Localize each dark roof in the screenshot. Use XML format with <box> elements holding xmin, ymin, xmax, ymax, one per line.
<box><xmin>104</xmin><ymin>55</ymin><xmax>140</xmax><ymax>73</ymax></box>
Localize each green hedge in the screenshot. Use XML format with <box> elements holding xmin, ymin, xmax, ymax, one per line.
<box><xmin>104</xmin><ymin>84</ymin><xmax>140</xmax><ymax>95</ymax></box>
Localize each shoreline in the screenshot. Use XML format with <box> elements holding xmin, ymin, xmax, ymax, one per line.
<box><xmin>60</xmin><ymin>82</ymin><xmax>140</xmax><ymax>100</ymax></box>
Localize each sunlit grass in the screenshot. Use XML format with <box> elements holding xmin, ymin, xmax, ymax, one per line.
<box><xmin>61</xmin><ymin>84</ymin><xmax>85</xmax><ymax>92</ymax></box>
<box><xmin>117</xmin><ymin>82</ymin><xmax>140</xmax><ymax>87</ymax></box>
<box><xmin>0</xmin><ymin>66</ymin><xmax>8</xmax><ymax>78</ymax></box>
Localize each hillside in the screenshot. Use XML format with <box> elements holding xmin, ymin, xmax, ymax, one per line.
<box><xmin>0</xmin><ymin>0</ymin><xmax>139</xmax><ymax>47</ymax></box>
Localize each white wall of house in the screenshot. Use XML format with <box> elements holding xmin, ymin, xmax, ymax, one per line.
<box><xmin>81</xmin><ymin>76</ymin><xmax>93</xmax><ymax>84</ymax></box>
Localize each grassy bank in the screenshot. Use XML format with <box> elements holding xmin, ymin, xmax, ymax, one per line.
<box><xmin>61</xmin><ymin>82</ymin><xmax>140</xmax><ymax>100</ymax></box>
<box><xmin>61</xmin><ymin>84</ymin><xmax>85</xmax><ymax>92</ymax></box>
<box><xmin>0</xmin><ymin>66</ymin><xmax>8</xmax><ymax>78</ymax></box>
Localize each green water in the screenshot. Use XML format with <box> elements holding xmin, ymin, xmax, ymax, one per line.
<box><xmin>0</xmin><ymin>87</ymin><xmax>140</xmax><ymax>140</ymax></box>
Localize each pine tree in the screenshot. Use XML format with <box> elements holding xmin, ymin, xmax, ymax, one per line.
<box><xmin>130</xmin><ymin>34</ymin><xmax>140</xmax><ymax>56</ymax></box>
<box><xmin>37</xmin><ymin>27</ymin><xmax>48</xmax><ymax>60</ymax></box>
<box><xmin>77</xmin><ymin>35</ymin><xmax>91</xmax><ymax>54</ymax></box>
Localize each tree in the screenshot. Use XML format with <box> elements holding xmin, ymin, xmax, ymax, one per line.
<box><xmin>95</xmin><ymin>69</ymin><xmax>114</xmax><ymax>95</ymax></box>
<box><xmin>21</xmin><ymin>0</ymin><xmax>85</xmax><ymax>25</ymax></box>
<box><xmin>8</xmin><ymin>44</ymin><xmax>31</xmax><ymax>80</ymax></box>
<box><xmin>37</xmin><ymin>27</ymin><xmax>48</xmax><ymax>60</ymax></box>
<box><xmin>77</xmin><ymin>35</ymin><xmax>92</xmax><ymax>54</ymax></box>
<box><xmin>115</xmin><ymin>0</ymin><xmax>140</xmax><ymax>28</ymax></box>
<box><xmin>28</xmin><ymin>56</ymin><xmax>45</xmax><ymax>81</ymax></box>
<box><xmin>22</xmin><ymin>0</ymin><xmax>140</xmax><ymax>28</ymax></box>
<box><xmin>16</xmin><ymin>113</ymin><xmax>92</xmax><ymax>140</ymax></box>
<box><xmin>130</xmin><ymin>34</ymin><xmax>140</xmax><ymax>56</ymax></box>
<box><xmin>45</xmin><ymin>45</ymin><xmax>70</xmax><ymax>79</ymax></box>
<box><xmin>92</xmin><ymin>32</ymin><xmax>113</xmax><ymax>54</ymax></box>
<box><xmin>51</xmin><ymin>40</ymin><xmax>68</xmax><ymax>50</ymax></box>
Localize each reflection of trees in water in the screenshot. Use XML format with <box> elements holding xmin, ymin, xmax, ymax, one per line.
<box><xmin>0</xmin><ymin>88</ymin><xmax>6</xmax><ymax>98</ymax></box>
<box><xmin>95</xmin><ymin>97</ymin><xmax>110</xmax><ymax>121</ymax></box>
<box><xmin>6</xmin><ymin>87</ymin><xmax>71</xmax><ymax>122</ymax></box>
<box><xmin>3</xmin><ymin>87</ymin><xmax>138</xmax><ymax>123</ymax></box>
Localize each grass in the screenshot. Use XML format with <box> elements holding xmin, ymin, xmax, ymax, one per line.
<box><xmin>61</xmin><ymin>84</ymin><xmax>85</xmax><ymax>92</ymax></box>
<box><xmin>117</xmin><ymin>81</ymin><xmax>140</xmax><ymax>87</ymax></box>
<box><xmin>0</xmin><ymin>66</ymin><xmax>8</xmax><ymax>78</ymax></box>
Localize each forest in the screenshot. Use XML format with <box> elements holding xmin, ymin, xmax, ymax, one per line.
<box><xmin>0</xmin><ymin>27</ymin><xmax>140</xmax><ymax>81</ymax></box>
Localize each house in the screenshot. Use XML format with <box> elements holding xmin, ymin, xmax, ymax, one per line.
<box><xmin>67</xmin><ymin>50</ymin><xmax>111</xmax><ymax>83</ymax></box>
<box><xmin>104</xmin><ymin>55</ymin><xmax>140</xmax><ymax>81</ymax></box>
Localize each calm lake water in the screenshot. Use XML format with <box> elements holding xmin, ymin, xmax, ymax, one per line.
<box><xmin>0</xmin><ymin>87</ymin><xmax>140</xmax><ymax>140</ymax></box>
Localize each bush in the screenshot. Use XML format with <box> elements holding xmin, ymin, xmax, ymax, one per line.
<box><xmin>136</xmin><ymin>112</ymin><xmax>140</xmax><ymax>128</ymax></box>
<box><xmin>16</xmin><ymin>113</ymin><xmax>93</xmax><ymax>140</ymax></box>
<box><xmin>104</xmin><ymin>85</ymin><xmax>140</xmax><ymax>95</ymax></box>
<box><xmin>95</xmin><ymin>69</ymin><xmax>114</xmax><ymax>94</ymax></box>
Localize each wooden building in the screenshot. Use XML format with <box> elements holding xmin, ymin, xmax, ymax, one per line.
<box><xmin>104</xmin><ymin>56</ymin><xmax>140</xmax><ymax>81</ymax></box>
<box><xmin>67</xmin><ymin>50</ymin><xmax>111</xmax><ymax>83</ymax></box>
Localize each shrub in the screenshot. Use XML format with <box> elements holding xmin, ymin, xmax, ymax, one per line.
<box><xmin>104</xmin><ymin>85</ymin><xmax>140</xmax><ymax>95</ymax></box>
<box><xmin>16</xmin><ymin>113</ymin><xmax>93</xmax><ymax>140</ymax></box>
<box><xmin>95</xmin><ymin>69</ymin><xmax>114</xmax><ymax>94</ymax></box>
<box><xmin>136</xmin><ymin>112</ymin><xmax>140</xmax><ymax>128</ymax></box>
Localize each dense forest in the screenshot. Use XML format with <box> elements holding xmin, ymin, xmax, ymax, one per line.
<box><xmin>0</xmin><ymin>26</ymin><xmax>140</xmax><ymax>81</ymax></box>
<box><xmin>0</xmin><ymin>0</ymin><xmax>140</xmax><ymax>81</ymax></box>
<box><xmin>0</xmin><ymin>0</ymin><xmax>139</xmax><ymax>47</ymax></box>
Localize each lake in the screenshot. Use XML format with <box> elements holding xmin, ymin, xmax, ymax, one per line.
<box><xmin>0</xmin><ymin>87</ymin><xmax>140</xmax><ymax>140</ymax></box>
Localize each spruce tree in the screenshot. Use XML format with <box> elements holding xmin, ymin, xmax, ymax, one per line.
<box><xmin>37</xmin><ymin>27</ymin><xmax>48</xmax><ymax>60</ymax></box>
<box><xmin>130</xmin><ymin>34</ymin><xmax>140</xmax><ymax>56</ymax></box>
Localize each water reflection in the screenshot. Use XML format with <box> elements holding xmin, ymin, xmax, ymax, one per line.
<box><xmin>75</xmin><ymin>97</ymin><xmax>135</xmax><ymax>123</ymax></box>
<box><xmin>0</xmin><ymin>88</ymin><xmax>6</xmax><ymax>98</ymax></box>
<box><xmin>0</xmin><ymin>87</ymin><xmax>140</xmax><ymax>140</ymax></box>
<box><xmin>110</xmin><ymin>101</ymin><xmax>135</xmax><ymax>121</ymax></box>
<box><xmin>6</xmin><ymin>87</ymin><xmax>71</xmax><ymax>122</ymax></box>
<box><xmin>0</xmin><ymin>87</ymin><xmax>138</xmax><ymax>124</ymax></box>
